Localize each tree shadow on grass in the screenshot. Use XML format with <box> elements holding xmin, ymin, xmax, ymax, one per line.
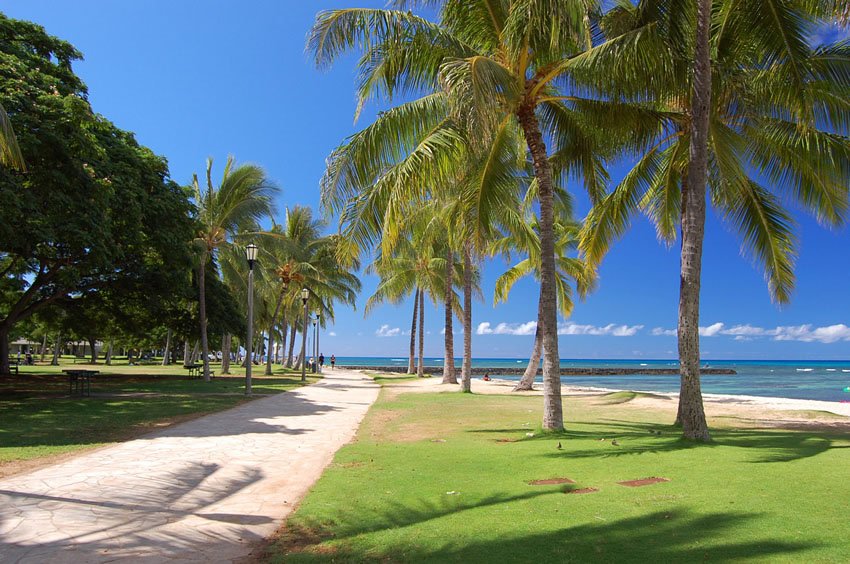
<box><xmin>516</xmin><ymin>420</ymin><xmax>850</xmax><ymax>464</ymax></box>
<box><xmin>273</xmin><ymin>508</ymin><xmax>816</xmax><ymax>563</ymax></box>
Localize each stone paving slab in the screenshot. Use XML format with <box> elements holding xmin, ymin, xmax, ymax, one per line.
<box><xmin>0</xmin><ymin>368</ymin><xmax>379</xmax><ymax>563</ymax></box>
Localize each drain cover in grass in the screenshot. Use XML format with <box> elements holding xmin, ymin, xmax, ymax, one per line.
<box><xmin>617</xmin><ymin>477</ymin><xmax>670</xmax><ymax>487</ymax></box>
<box><xmin>527</xmin><ymin>478</ymin><xmax>575</xmax><ymax>485</ymax></box>
<box><xmin>565</xmin><ymin>487</ymin><xmax>599</xmax><ymax>494</ymax></box>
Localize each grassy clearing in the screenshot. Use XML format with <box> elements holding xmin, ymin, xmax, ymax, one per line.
<box><xmin>264</xmin><ymin>387</ymin><xmax>850</xmax><ymax>563</ymax></box>
<box><xmin>0</xmin><ymin>360</ymin><xmax>317</xmax><ymax>469</ymax></box>
<box><xmin>365</xmin><ymin>371</ymin><xmax>421</xmax><ymax>385</ymax></box>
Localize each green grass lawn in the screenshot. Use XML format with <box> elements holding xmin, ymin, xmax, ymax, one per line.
<box><xmin>264</xmin><ymin>388</ymin><xmax>850</xmax><ymax>563</ymax></box>
<box><xmin>0</xmin><ymin>359</ymin><xmax>318</xmax><ymax>469</ymax></box>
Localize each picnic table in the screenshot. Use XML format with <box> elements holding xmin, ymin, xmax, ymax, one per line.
<box><xmin>185</xmin><ymin>363</ymin><xmax>214</xmax><ymax>378</ymax></box>
<box><xmin>6</xmin><ymin>358</ymin><xmax>19</xmax><ymax>375</ymax></box>
<box><xmin>63</xmin><ymin>369</ymin><xmax>99</xmax><ymax>397</ymax></box>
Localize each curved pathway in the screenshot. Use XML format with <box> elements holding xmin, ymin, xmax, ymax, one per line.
<box><xmin>0</xmin><ymin>368</ymin><xmax>379</xmax><ymax>563</ymax></box>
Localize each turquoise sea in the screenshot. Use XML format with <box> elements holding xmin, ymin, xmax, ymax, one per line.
<box><xmin>334</xmin><ymin>357</ymin><xmax>850</xmax><ymax>403</ymax></box>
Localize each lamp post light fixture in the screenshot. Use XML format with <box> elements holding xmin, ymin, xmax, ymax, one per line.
<box><xmin>300</xmin><ymin>288</ymin><xmax>309</xmax><ymax>382</ymax></box>
<box><xmin>245</xmin><ymin>243</ymin><xmax>258</xmax><ymax>396</ymax></box>
<box><xmin>316</xmin><ymin>312</ymin><xmax>321</xmax><ymax>374</ymax></box>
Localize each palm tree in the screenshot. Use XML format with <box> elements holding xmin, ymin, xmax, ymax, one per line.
<box><xmin>0</xmin><ymin>103</ymin><xmax>25</xmax><ymax>171</ymax></box>
<box><xmin>492</xmin><ymin>192</ymin><xmax>595</xmax><ymax>391</ymax></box>
<box><xmin>309</xmin><ymin>1</ymin><xmax>612</xmax><ymax>430</ymax></box>
<box><xmin>577</xmin><ymin>1</ymin><xmax>850</xmax><ymax>440</ymax></box>
<box><xmin>191</xmin><ymin>156</ymin><xmax>278</xmax><ymax>382</ymax></box>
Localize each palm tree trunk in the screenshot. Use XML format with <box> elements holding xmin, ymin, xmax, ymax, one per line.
<box><xmin>162</xmin><ymin>329</ymin><xmax>172</xmax><ymax>366</ymax></box>
<box><xmin>442</xmin><ymin>247</ymin><xmax>457</xmax><ymax>384</ymax></box>
<box><xmin>287</xmin><ymin>325</ymin><xmax>297</xmax><ymax>367</ymax></box>
<box><xmin>105</xmin><ymin>340</ymin><xmax>113</xmax><ymax>365</ymax></box>
<box><xmin>40</xmin><ymin>334</ymin><xmax>48</xmax><ymax>363</ymax></box>
<box><xmin>514</xmin><ymin>300</ymin><xmax>544</xmax><ymax>391</ymax></box>
<box><xmin>279</xmin><ymin>315</ymin><xmax>287</xmax><ymax>365</ymax></box>
<box><xmin>221</xmin><ymin>334</ymin><xmax>231</xmax><ymax>374</ymax></box>
<box><xmin>675</xmin><ymin>0</ymin><xmax>712</xmax><ymax>442</ymax></box>
<box><xmin>198</xmin><ymin>251</ymin><xmax>211</xmax><ymax>382</ymax></box>
<box><xmin>266</xmin><ymin>288</ymin><xmax>286</xmax><ymax>375</ymax></box>
<box><xmin>88</xmin><ymin>338</ymin><xmax>97</xmax><ymax>363</ymax></box>
<box><xmin>191</xmin><ymin>340</ymin><xmax>200</xmax><ymax>364</ymax></box>
<box><xmin>408</xmin><ymin>288</ymin><xmax>419</xmax><ymax>374</ymax></box>
<box><xmin>417</xmin><ymin>288</ymin><xmax>425</xmax><ymax>377</ymax></box>
<box><xmin>517</xmin><ymin>105</ymin><xmax>562</xmax><ymax>430</ymax></box>
<box><xmin>461</xmin><ymin>241</ymin><xmax>473</xmax><ymax>393</ymax></box>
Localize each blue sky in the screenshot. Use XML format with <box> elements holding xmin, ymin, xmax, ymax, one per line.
<box><xmin>6</xmin><ymin>0</ymin><xmax>850</xmax><ymax>360</ymax></box>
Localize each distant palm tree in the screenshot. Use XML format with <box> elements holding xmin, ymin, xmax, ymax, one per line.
<box><xmin>191</xmin><ymin>157</ymin><xmax>277</xmax><ymax>382</ymax></box>
<box><xmin>492</xmin><ymin>194</ymin><xmax>595</xmax><ymax>391</ymax></box>
<box><xmin>0</xmin><ymin>103</ymin><xmax>25</xmax><ymax>171</ymax></box>
<box><xmin>577</xmin><ymin>1</ymin><xmax>850</xmax><ymax>440</ymax></box>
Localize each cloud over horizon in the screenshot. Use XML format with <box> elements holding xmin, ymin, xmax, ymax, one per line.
<box><xmin>477</xmin><ymin>321</ymin><xmax>643</xmax><ymax>337</ymax></box>
<box><xmin>376</xmin><ymin>324</ymin><xmax>401</xmax><ymax>337</ymax></box>
<box><xmin>651</xmin><ymin>322</ymin><xmax>850</xmax><ymax>344</ymax></box>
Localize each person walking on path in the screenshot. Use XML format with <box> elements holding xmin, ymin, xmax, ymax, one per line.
<box><xmin>319</xmin><ymin>353</ymin><xmax>325</xmax><ymax>370</ymax></box>
<box><xmin>330</xmin><ymin>354</ymin><xmax>335</xmax><ymax>369</ymax></box>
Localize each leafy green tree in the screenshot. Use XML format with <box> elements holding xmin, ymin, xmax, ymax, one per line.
<box><xmin>0</xmin><ymin>14</ymin><xmax>196</xmax><ymax>374</ymax></box>
<box><xmin>190</xmin><ymin>156</ymin><xmax>278</xmax><ymax>382</ymax></box>
<box><xmin>577</xmin><ymin>1</ymin><xmax>850</xmax><ymax>440</ymax></box>
<box><xmin>0</xmin><ymin>103</ymin><xmax>24</xmax><ymax>170</ymax></box>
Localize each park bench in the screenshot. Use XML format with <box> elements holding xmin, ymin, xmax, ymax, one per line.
<box><xmin>63</xmin><ymin>369</ymin><xmax>99</xmax><ymax>397</ymax></box>
<box><xmin>6</xmin><ymin>358</ymin><xmax>19</xmax><ymax>375</ymax></box>
<box><xmin>185</xmin><ymin>363</ymin><xmax>214</xmax><ymax>378</ymax></box>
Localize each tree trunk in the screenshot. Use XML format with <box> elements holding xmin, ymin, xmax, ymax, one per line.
<box><xmin>105</xmin><ymin>340</ymin><xmax>114</xmax><ymax>365</ymax></box>
<box><xmin>416</xmin><ymin>288</ymin><xmax>425</xmax><ymax>377</ymax></box>
<box><xmin>279</xmin><ymin>316</ymin><xmax>288</xmax><ymax>365</ymax></box>
<box><xmin>517</xmin><ymin>104</ymin><xmax>563</xmax><ymax>431</ymax></box>
<box><xmin>0</xmin><ymin>327</ymin><xmax>9</xmax><ymax>375</ymax></box>
<box><xmin>442</xmin><ymin>247</ymin><xmax>457</xmax><ymax>384</ymax></box>
<box><xmin>183</xmin><ymin>340</ymin><xmax>191</xmax><ymax>367</ymax></box>
<box><xmin>287</xmin><ymin>324</ymin><xmax>297</xmax><ymax>368</ymax></box>
<box><xmin>408</xmin><ymin>288</ymin><xmax>419</xmax><ymax>374</ymax></box>
<box><xmin>88</xmin><ymin>338</ymin><xmax>97</xmax><ymax>364</ymax></box>
<box><xmin>191</xmin><ymin>340</ymin><xmax>200</xmax><ymax>364</ymax></box>
<box><xmin>198</xmin><ymin>251</ymin><xmax>211</xmax><ymax>382</ymax></box>
<box><xmin>267</xmin><ymin>287</ymin><xmax>286</xmax><ymax>375</ymax></box>
<box><xmin>52</xmin><ymin>333</ymin><xmax>61</xmax><ymax>366</ymax></box>
<box><xmin>40</xmin><ymin>334</ymin><xmax>48</xmax><ymax>363</ymax></box>
<box><xmin>221</xmin><ymin>334</ymin><xmax>231</xmax><ymax>374</ymax></box>
<box><xmin>514</xmin><ymin>300</ymin><xmax>544</xmax><ymax>391</ymax></box>
<box><xmin>162</xmin><ymin>329</ymin><xmax>172</xmax><ymax>366</ymax></box>
<box><xmin>461</xmin><ymin>241</ymin><xmax>473</xmax><ymax>393</ymax></box>
<box><xmin>675</xmin><ymin>0</ymin><xmax>712</xmax><ymax>442</ymax></box>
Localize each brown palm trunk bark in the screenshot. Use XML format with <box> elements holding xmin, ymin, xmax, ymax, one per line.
<box><xmin>676</xmin><ymin>0</ymin><xmax>712</xmax><ymax>442</ymax></box>
<box><xmin>417</xmin><ymin>288</ymin><xmax>425</xmax><ymax>377</ymax></box>
<box><xmin>221</xmin><ymin>334</ymin><xmax>231</xmax><ymax>374</ymax></box>
<box><xmin>517</xmin><ymin>104</ymin><xmax>563</xmax><ymax>430</ymax></box>
<box><xmin>514</xmin><ymin>300</ymin><xmax>544</xmax><ymax>391</ymax></box>
<box><xmin>461</xmin><ymin>241</ymin><xmax>473</xmax><ymax>393</ymax></box>
<box><xmin>198</xmin><ymin>251</ymin><xmax>211</xmax><ymax>382</ymax></box>
<box><xmin>279</xmin><ymin>316</ymin><xmax>287</xmax><ymax>365</ymax></box>
<box><xmin>408</xmin><ymin>288</ymin><xmax>419</xmax><ymax>374</ymax></box>
<box><xmin>442</xmin><ymin>248</ymin><xmax>457</xmax><ymax>384</ymax></box>
<box><xmin>266</xmin><ymin>288</ymin><xmax>286</xmax><ymax>375</ymax></box>
<box><xmin>286</xmin><ymin>325</ymin><xmax>297</xmax><ymax>367</ymax></box>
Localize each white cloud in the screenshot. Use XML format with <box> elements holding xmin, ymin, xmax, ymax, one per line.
<box><xmin>557</xmin><ymin>322</ymin><xmax>644</xmax><ymax>337</ymax></box>
<box><xmin>376</xmin><ymin>324</ymin><xmax>401</xmax><ymax>337</ymax></box>
<box><xmin>328</xmin><ymin>331</ymin><xmax>337</xmax><ymax>337</ymax></box>
<box><xmin>651</xmin><ymin>321</ymin><xmax>850</xmax><ymax>344</ymax></box>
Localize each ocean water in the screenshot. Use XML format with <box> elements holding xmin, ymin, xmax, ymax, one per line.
<box><xmin>334</xmin><ymin>357</ymin><xmax>850</xmax><ymax>403</ymax></box>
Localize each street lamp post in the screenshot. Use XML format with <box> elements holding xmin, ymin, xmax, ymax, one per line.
<box><xmin>300</xmin><ymin>288</ymin><xmax>309</xmax><ymax>382</ymax></box>
<box><xmin>245</xmin><ymin>243</ymin><xmax>258</xmax><ymax>396</ymax></box>
<box><xmin>312</xmin><ymin>316</ymin><xmax>318</xmax><ymax>373</ymax></box>
<box><xmin>316</xmin><ymin>312</ymin><xmax>321</xmax><ymax>373</ymax></box>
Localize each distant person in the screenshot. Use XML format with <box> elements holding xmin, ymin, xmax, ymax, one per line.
<box><xmin>309</xmin><ymin>356</ymin><xmax>314</xmax><ymax>370</ymax></box>
<box><xmin>25</xmin><ymin>352</ymin><xmax>33</xmax><ymax>365</ymax></box>
<box><xmin>330</xmin><ymin>354</ymin><xmax>335</xmax><ymax>369</ymax></box>
<box><xmin>319</xmin><ymin>353</ymin><xmax>325</xmax><ymax>368</ymax></box>
<box><xmin>482</xmin><ymin>373</ymin><xmax>491</xmax><ymax>381</ymax></box>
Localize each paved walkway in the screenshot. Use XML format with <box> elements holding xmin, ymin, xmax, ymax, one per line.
<box><xmin>0</xmin><ymin>368</ymin><xmax>380</xmax><ymax>563</ymax></box>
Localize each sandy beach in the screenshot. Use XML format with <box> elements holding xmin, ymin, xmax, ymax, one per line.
<box><xmin>370</xmin><ymin>372</ymin><xmax>850</xmax><ymax>428</ymax></box>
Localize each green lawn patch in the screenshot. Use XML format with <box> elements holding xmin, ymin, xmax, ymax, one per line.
<box><xmin>0</xmin><ymin>362</ymin><xmax>317</xmax><ymax>469</ymax></box>
<box><xmin>264</xmin><ymin>388</ymin><xmax>850</xmax><ymax>563</ymax></box>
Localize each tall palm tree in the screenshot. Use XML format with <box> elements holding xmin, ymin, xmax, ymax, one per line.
<box><xmin>191</xmin><ymin>156</ymin><xmax>278</xmax><ymax>382</ymax></box>
<box><xmin>492</xmin><ymin>191</ymin><xmax>596</xmax><ymax>391</ymax></box>
<box><xmin>577</xmin><ymin>1</ymin><xmax>850</xmax><ymax>440</ymax></box>
<box><xmin>0</xmin><ymin>103</ymin><xmax>25</xmax><ymax>171</ymax></box>
<box><xmin>310</xmin><ymin>1</ymin><xmax>612</xmax><ymax>430</ymax></box>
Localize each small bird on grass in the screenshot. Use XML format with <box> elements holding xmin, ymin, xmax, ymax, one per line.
<box><xmin>611</xmin><ymin>439</ymin><xmax>619</xmax><ymax>446</ymax></box>
<box><xmin>557</xmin><ymin>442</ymin><xmax>562</xmax><ymax>450</ymax></box>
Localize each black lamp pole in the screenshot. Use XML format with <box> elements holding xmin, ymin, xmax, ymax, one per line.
<box><xmin>245</xmin><ymin>243</ymin><xmax>258</xmax><ymax>396</ymax></box>
<box><xmin>300</xmin><ymin>288</ymin><xmax>309</xmax><ymax>382</ymax></box>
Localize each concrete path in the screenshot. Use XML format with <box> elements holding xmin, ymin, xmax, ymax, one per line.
<box><xmin>0</xmin><ymin>368</ymin><xmax>379</xmax><ymax>563</ymax></box>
